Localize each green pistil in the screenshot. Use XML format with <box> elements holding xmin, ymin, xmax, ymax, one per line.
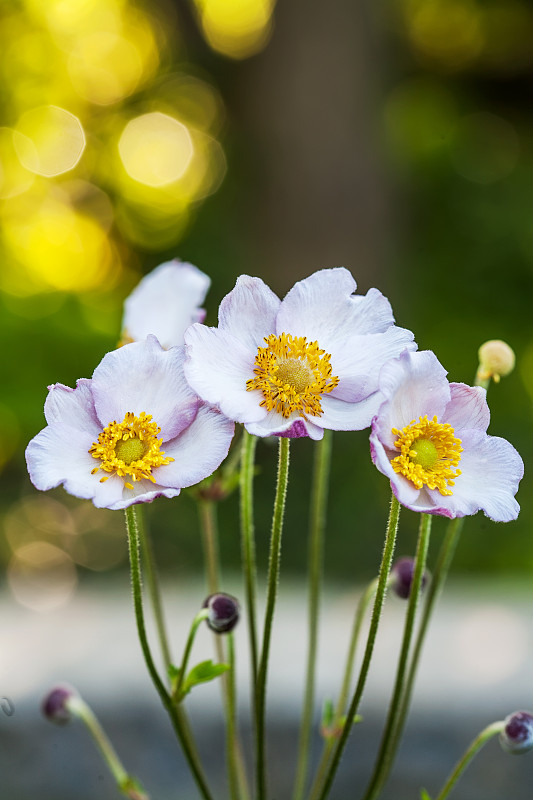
<box><xmin>115</xmin><ymin>437</ymin><xmax>147</xmax><ymax>465</ymax></box>
<box><xmin>411</xmin><ymin>438</ymin><xmax>438</xmax><ymax>469</ymax></box>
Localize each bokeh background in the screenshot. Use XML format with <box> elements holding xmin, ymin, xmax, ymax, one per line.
<box><xmin>1</xmin><ymin>0</ymin><xmax>531</xmax><ymax>597</ymax></box>
<box><xmin>1</xmin><ymin>1</ymin><xmax>533</xmax><ymax>797</ymax></box>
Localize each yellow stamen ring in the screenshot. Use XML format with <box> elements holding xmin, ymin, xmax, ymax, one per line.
<box><xmin>391</xmin><ymin>415</ymin><xmax>463</xmax><ymax>496</ymax></box>
<box><xmin>89</xmin><ymin>411</ymin><xmax>174</xmax><ymax>486</ymax></box>
<box><xmin>246</xmin><ymin>332</ymin><xmax>339</xmax><ymax>419</ymax></box>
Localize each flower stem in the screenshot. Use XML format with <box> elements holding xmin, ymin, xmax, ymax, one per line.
<box><xmin>310</xmin><ymin>494</ymin><xmax>401</xmax><ymax>800</ymax></box>
<box><xmin>225</xmin><ymin>633</ymin><xmax>240</xmax><ymax>800</ymax></box>
<box><xmin>385</xmin><ymin>516</ymin><xmax>464</xmax><ymax>788</ymax></box>
<box><xmin>240</xmin><ymin>431</ymin><xmax>259</xmax><ymax>683</ymax></box>
<box><xmin>197</xmin><ymin>498</ymin><xmax>250</xmax><ymax>800</ymax></box>
<box><xmin>175</xmin><ymin>609</ymin><xmax>210</xmax><ymax>700</ymax></box>
<box><xmin>124</xmin><ymin>506</ymin><xmax>214</xmax><ymax>800</ymax></box>
<box><xmin>68</xmin><ymin>694</ymin><xmax>149</xmax><ymax>800</ymax></box>
<box><xmin>256</xmin><ymin>436</ymin><xmax>291</xmax><ymax>800</ymax></box>
<box><xmin>361</xmin><ymin>512</ymin><xmax>433</xmax><ymax>800</ymax></box>
<box><xmin>310</xmin><ymin>577</ymin><xmax>379</xmax><ymax>797</ymax></box>
<box><xmin>136</xmin><ymin>505</ymin><xmax>172</xmax><ymax>676</ymax></box>
<box><xmin>198</xmin><ymin>499</ymin><xmax>221</xmax><ymax>596</ymax></box>
<box><xmin>292</xmin><ymin>430</ymin><xmax>333</xmax><ymax>800</ymax></box>
<box><xmin>434</xmin><ymin>721</ymin><xmax>505</xmax><ymax>800</ymax></box>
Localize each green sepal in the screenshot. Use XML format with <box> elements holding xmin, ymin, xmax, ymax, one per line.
<box><xmin>120</xmin><ymin>774</ymin><xmax>149</xmax><ymax>800</ymax></box>
<box><xmin>179</xmin><ymin>660</ymin><xmax>230</xmax><ymax>700</ymax></box>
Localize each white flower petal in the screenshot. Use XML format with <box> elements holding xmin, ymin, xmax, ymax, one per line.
<box><xmin>122</xmin><ymin>260</ymin><xmax>210</xmax><ymax>349</ymax></box>
<box><xmin>44</xmin><ymin>379</ymin><xmax>100</xmax><ymax>432</ymax></box>
<box><xmin>184</xmin><ymin>324</ymin><xmax>266</xmax><ymax>423</ymax></box>
<box><xmin>275</xmin><ymin>268</ymin><xmax>357</xmax><ymax>350</ymax></box>
<box><xmin>92</xmin><ymin>337</ymin><xmax>198</xmax><ymax>440</ymax></box>
<box><xmin>156</xmin><ymin>405</ymin><xmax>234</xmax><ymax>488</ymax></box>
<box><xmin>320</xmin><ymin>392</ymin><xmax>384</xmax><ymax>431</ymax></box>
<box><xmin>444</xmin><ymin>383</ymin><xmax>490</xmax><ymax>434</ymax></box>
<box><xmin>369</xmin><ymin>427</ymin><xmax>421</xmax><ymax>507</ymax></box>
<box><xmin>103</xmin><ymin>479</ymin><xmax>182</xmax><ymax>511</ymax></box>
<box><xmin>425</xmin><ymin>431</ymin><xmax>523</xmax><ymax>521</ymax></box>
<box><xmin>377</xmin><ymin>350</ymin><xmax>450</xmax><ymax>433</ymax></box>
<box><xmin>331</xmin><ymin>328</ymin><xmax>416</xmax><ymax>402</ymax></box>
<box><xmin>26</xmin><ymin>425</ymin><xmax>105</xmax><ymax>498</ymax></box>
<box><xmin>218</xmin><ymin>275</ymin><xmax>280</xmax><ymax>351</ymax></box>
<box><xmin>245</xmin><ymin>410</ymin><xmax>324</xmax><ymax>440</ymax></box>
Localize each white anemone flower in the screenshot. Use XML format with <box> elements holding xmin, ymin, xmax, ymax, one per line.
<box><xmin>26</xmin><ymin>336</ymin><xmax>234</xmax><ymax>510</ymax></box>
<box><xmin>121</xmin><ymin>260</ymin><xmax>210</xmax><ymax>349</ymax></box>
<box><xmin>370</xmin><ymin>350</ymin><xmax>523</xmax><ymax>520</ymax></box>
<box><xmin>184</xmin><ymin>268</ymin><xmax>416</xmax><ymax>440</ymax></box>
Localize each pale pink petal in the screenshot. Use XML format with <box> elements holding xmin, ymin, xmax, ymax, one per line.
<box><xmin>376</xmin><ymin>350</ymin><xmax>450</xmax><ymax>437</ymax></box>
<box><xmin>103</xmin><ymin>478</ymin><xmax>182</xmax><ymax>511</ymax></box>
<box><xmin>44</xmin><ymin>380</ymin><xmax>100</xmax><ymax>433</ymax></box>
<box><xmin>184</xmin><ymin>324</ymin><xmax>267</xmax><ymax>423</ymax></box>
<box><xmin>122</xmin><ymin>260</ymin><xmax>210</xmax><ymax>349</ymax></box>
<box><xmin>245</xmin><ymin>409</ymin><xmax>324</xmax><ymax>440</ymax></box>
<box><xmin>443</xmin><ymin>383</ymin><xmax>490</xmax><ymax>434</ymax></box>
<box><xmin>369</xmin><ymin>427</ymin><xmax>421</xmax><ymax>507</ymax></box>
<box><xmin>155</xmin><ymin>405</ymin><xmax>234</xmax><ymax>488</ymax></box>
<box><xmin>92</xmin><ymin>337</ymin><xmax>198</xmax><ymax>440</ymax></box>
<box><xmin>275</xmin><ymin>268</ymin><xmax>357</xmax><ymax>352</ymax></box>
<box><xmin>320</xmin><ymin>392</ymin><xmax>384</xmax><ymax>431</ymax></box>
<box><xmin>218</xmin><ymin>275</ymin><xmax>280</xmax><ymax>351</ymax></box>
<box><xmin>25</xmin><ymin>425</ymin><xmax>123</xmax><ymax>506</ymax></box>
<box><xmin>423</xmin><ymin>431</ymin><xmax>523</xmax><ymax>521</ymax></box>
<box><xmin>330</xmin><ymin>328</ymin><xmax>416</xmax><ymax>402</ymax></box>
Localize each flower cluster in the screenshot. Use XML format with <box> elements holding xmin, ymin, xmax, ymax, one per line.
<box><xmin>26</xmin><ymin>261</ymin><xmax>523</xmax><ymax>520</ymax></box>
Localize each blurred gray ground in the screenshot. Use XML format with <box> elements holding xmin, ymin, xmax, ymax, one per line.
<box><xmin>2</xmin><ymin>578</ymin><xmax>533</xmax><ymax>799</ymax></box>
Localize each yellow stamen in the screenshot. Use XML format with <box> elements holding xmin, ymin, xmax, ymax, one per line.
<box><xmin>246</xmin><ymin>332</ymin><xmax>339</xmax><ymax>419</ymax></box>
<box><xmin>391</xmin><ymin>415</ymin><xmax>462</xmax><ymax>496</ymax></box>
<box><xmin>89</xmin><ymin>411</ymin><xmax>174</xmax><ymax>485</ymax></box>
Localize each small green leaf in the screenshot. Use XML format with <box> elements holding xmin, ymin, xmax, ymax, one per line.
<box><xmin>181</xmin><ymin>660</ymin><xmax>230</xmax><ymax>698</ymax></box>
<box><xmin>420</xmin><ymin>789</ymin><xmax>432</xmax><ymax>800</ymax></box>
<box><xmin>321</xmin><ymin>699</ymin><xmax>334</xmax><ymax>729</ymax></box>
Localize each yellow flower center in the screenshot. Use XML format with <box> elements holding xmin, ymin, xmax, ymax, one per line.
<box><xmin>89</xmin><ymin>411</ymin><xmax>174</xmax><ymax>490</ymax></box>
<box><xmin>391</xmin><ymin>415</ymin><xmax>463</xmax><ymax>496</ymax></box>
<box><xmin>246</xmin><ymin>332</ymin><xmax>339</xmax><ymax>419</ymax></box>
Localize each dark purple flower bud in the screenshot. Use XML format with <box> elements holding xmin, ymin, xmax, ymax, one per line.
<box><xmin>500</xmin><ymin>711</ymin><xmax>533</xmax><ymax>754</ymax></box>
<box><xmin>203</xmin><ymin>593</ymin><xmax>240</xmax><ymax>634</ymax></box>
<box><xmin>42</xmin><ymin>684</ymin><xmax>78</xmax><ymax>725</ymax></box>
<box><xmin>390</xmin><ymin>557</ymin><xmax>429</xmax><ymax>599</ymax></box>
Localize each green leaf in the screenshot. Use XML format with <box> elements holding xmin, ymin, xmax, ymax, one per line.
<box><xmin>420</xmin><ymin>789</ymin><xmax>432</xmax><ymax>800</ymax></box>
<box><xmin>321</xmin><ymin>698</ymin><xmax>335</xmax><ymax>728</ymax></box>
<box><xmin>181</xmin><ymin>660</ymin><xmax>230</xmax><ymax>698</ymax></box>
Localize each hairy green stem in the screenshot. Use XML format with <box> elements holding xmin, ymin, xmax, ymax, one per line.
<box><xmin>361</xmin><ymin>513</ymin><xmax>433</xmax><ymax>800</ymax></box>
<box><xmin>292</xmin><ymin>430</ymin><xmax>333</xmax><ymax>800</ymax></box>
<box><xmin>136</xmin><ymin>506</ymin><xmax>172</xmax><ymax>676</ymax></box>
<box><xmin>256</xmin><ymin>436</ymin><xmax>291</xmax><ymax>800</ymax></box>
<box><xmin>434</xmin><ymin>721</ymin><xmax>504</xmax><ymax>800</ymax></box>
<box><xmin>124</xmin><ymin>506</ymin><xmax>214</xmax><ymax>800</ymax></box>
<box><xmin>310</xmin><ymin>577</ymin><xmax>379</xmax><ymax>796</ymax></box>
<box><xmin>69</xmin><ymin>694</ymin><xmax>148</xmax><ymax>800</ymax></box>
<box><xmin>240</xmin><ymin>431</ymin><xmax>259</xmax><ymax>683</ymax></box>
<box><xmin>310</xmin><ymin>494</ymin><xmax>401</xmax><ymax>800</ymax></box>
<box><xmin>386</xmin><ymin>517</ymin><xmax>464</xmax><ymax>786</ymax></box>
<box><xmin>199</xmin><ymin>499</ymin><xmax>221</xmax><ymax>596</ymax></box>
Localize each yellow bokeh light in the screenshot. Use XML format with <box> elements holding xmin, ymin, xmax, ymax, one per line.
<box><xmin>118</xmin><ymin>112</ymin><xmax>194</xmax><ymax>187</ymax></box>
<box><xmin>195</xmin><ymin>0</ymin><xmax>275</xmax><ymax>59</ymax></box>
<box><xmin>3</xmin><ymin>191</ymin><xmax>115</xmax><ymax>294</ymax></box>
<box><xmin>406</xmin><ymin>0</ymin><xmax>483</xmax><ymax>71</ymax></box>
<box><xmin>13</xmin><ymin>105</ymin><xmax>85</xmax><ymax>177</ymax></box>
<box><xmin>0</xmin><ymin>127</ymin><xmax>35</xmax><ymax>199</ymax></box>
<box><xmin>67</xmin><ymin>12</ymin><xmax>159</xmax><ymax>105</ymax></box>
<box><xmin>23</xmin><ymin>0</ymin><xmax>125</xmax><ymax>38</ymax></box>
